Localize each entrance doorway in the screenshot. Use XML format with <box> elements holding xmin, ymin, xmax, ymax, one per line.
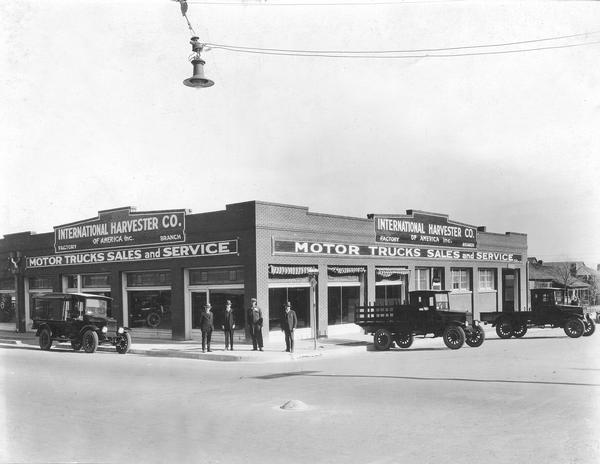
<box><xmin>502</xmin><ymin>269</ymin><xmax>519</xmax><ymax>312</ymax></box>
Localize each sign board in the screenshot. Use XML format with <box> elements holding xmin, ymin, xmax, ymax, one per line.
<box><xmin>273</xmin><ymin>239</ymin><xmax>522</xmax><ymax>263</ymax></box>
<box><xmin>27</xmin><ymin>240</ymin><xmax>238</xmax><ymax>268</ymax></box>
<box><xmin>54</xmin><ymin>207</ymin><xmax>186</xmax><ymax>253</ymax></box>
<box><xmin>372</xmin><ymin>211</ymin><xmax>477</xmax><ymax>248</ymax></box>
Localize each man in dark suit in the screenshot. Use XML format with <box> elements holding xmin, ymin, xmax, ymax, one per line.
<box><xmin>199</xmin><ymin>303</ymin><xmax>214</xmax><ymax>352</ymax></box>
<box><xmin>248</xmin><ymin>298</ymin><xmax>263</xmax><ymax>351</ymax></box>
<box><xmin>281</xmin><ymin>301</ymin><xmax>298</xmax><ymax>353</ymax></box>
<box><xmin>222</xmin><ymin>300</ymin><xmax>236</xmax><ymax>350</ymax></box>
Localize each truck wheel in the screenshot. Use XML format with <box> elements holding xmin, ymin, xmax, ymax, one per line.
<box><xmin>443</xmin><ymin>325</ymin><xmax>465</xmax><ymax>349</ymax></box>
<box><xmin>115</xmin><ymin>332</ymin><xmax>132</xmax><ymax>354</ymax></box>
<box><xmin>373</xmin><ymin>329</ymin><xmax>392</xmax><ymax>351</ymax></box>
<box><xmin>512</xmin><ymin>323</ymin><xmax>528</xmax><ymax>338</ymax></box>
<box><xmin>583</xmin><ymin>318</ymin><xmax>595</xmax><ymax>337</ymax></box>
<box><xmin>71</xmin><ymin>339</ymin><xmax>82</xmax><ymax>351</ymax></box>
<box><xmin>564</xmin><ymin>318</ymin><xmax>585</xmax><ymax>338</ymax></box>
<box><xmin>465</xmin><ymin>326</ymin><xmax>485</xmax><ymax>347</ymax></box>
<box><xmin>496</xmin><ymin>320</ymin><xmax>513</xmax><ymax>339</ymax></box>
<box><xmin>82</xmin><ymin>330</ymin><xmax>99</xmax><ymax>353</ymax></box>
<box><xmin>395</xmin><ymin>331</ymin><xmax>414</xmax><ymax>349</ymax></box>
<box><xmin>39</xmin><ymin>328</ymin><xmax>52</xmax><ymax>351</ymax></box>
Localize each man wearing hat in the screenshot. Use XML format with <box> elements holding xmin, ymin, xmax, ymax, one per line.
<box><xmin>248</xmin><ymin>298</ymin><xmax>264</xmax><ymax>351</ymax></box>
<box><xmin>199</xmin><ymin>303</ymin><xmax>214</xmax><ymax>352</ymax></box>
<box><xmin>222</xmin><ymin>300</ymin><xmax>236</xmax><ymax>350</ymax></box>
<box><xmin>281</xmin><ymin>301</ymin><xmax>298</xmax><ymax>353</ymax></box>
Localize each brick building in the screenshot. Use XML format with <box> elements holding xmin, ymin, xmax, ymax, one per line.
<box><xmin>0</xmin><ymin>201</ymin><xmax>528</xmax><ymax>341</ymax></box>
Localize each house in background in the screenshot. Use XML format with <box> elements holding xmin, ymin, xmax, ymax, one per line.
<box><xmin>528</xmin><ymin>258</ymin><xmax>599</xmax><ymax>305</ymax></box>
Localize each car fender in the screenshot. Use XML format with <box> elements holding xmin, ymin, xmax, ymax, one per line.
<box><xmin>78</xmin><ymin>324</ymin><xmax>100</xmax><ymax>336</ymax></box>
<box><xmin>35</xmin><ymin>323</ymin><xmax>52</xmax><ymax>337</ymax></box>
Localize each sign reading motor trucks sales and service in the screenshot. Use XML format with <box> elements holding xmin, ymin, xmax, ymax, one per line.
<box><xmin>372</xmin><ymin>211</ymin><xmax>477</xmax><ymax>248</ymax></box>
<box><xmin>54</xmin><ymin>207</ymin><xmax>187</xmax><ymax>253</ymax></box>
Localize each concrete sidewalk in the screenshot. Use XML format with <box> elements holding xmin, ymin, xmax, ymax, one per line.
<box><xmin>0</xmin><ymin>329</ymin><xmax>371</xmax><ymax>362</ymax></box>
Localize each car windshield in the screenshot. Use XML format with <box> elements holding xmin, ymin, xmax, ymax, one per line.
<box><xmin>84</xmin><ymin>299</ymin><xmax>108</xmax><ymax>317</ymax></box>
<box><xmin>435</xmin><ymin>293</ymin><xmax>450</xmax><ymax>311</ymax></box>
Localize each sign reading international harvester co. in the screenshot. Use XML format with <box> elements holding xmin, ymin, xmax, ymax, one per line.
<box><xmin>371</xmin><ymin>210</ymin><xmax>477</xmax><ymax>248</ymax></box>
<box><xmin>27</xmin><ymin>240</ymin><xmax>238</xmax><ymax>268</ymax></box>
<box><xmin>273</xmin><ymin>239</ymin><xmax>522</xmax><ymax>263</ymax></box>
<box><xmin>54</xmin><ymin>207</ymin><xmax>187</xmax><ymax>253</ymax></box>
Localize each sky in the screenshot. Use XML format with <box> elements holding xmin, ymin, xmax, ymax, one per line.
<box><xmin>1</xmin><ymin>0</ymin><xmax>599</xmax><ymax>266</ymax></box>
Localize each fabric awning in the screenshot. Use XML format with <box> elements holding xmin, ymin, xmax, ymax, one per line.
<box><xmin>328</xmin><ymin>266</ymin><xmax>366</xmax><ymax>276</ymax></box>
<box><xmin>269</xmin><ymin>265</ymin><xmax>318</xmax><ymax>276</ymax></box>
<box><xmin>376</xmin><ymin>268</ymin><xmax>410</xmax><ymax>278</ymax></box>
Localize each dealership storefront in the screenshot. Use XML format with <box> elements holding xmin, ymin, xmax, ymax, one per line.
<box><xmin>0</xmin><ymin>202</ymin><xmax>527</xmax><ymax>341</ymax></box>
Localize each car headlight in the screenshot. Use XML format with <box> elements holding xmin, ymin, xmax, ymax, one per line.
<box><xmin>117</xmin><ymin>327</ymin><xmax>124</xmax><ymax>334</ymax></box>
<box><xmin>101</xmin><ymin>326</ymin><xmax>108</xmax><ymax>334</ymax></box>
<box><xmin>473</xmin><ymin>320</ymin><xmax>480</xmax><ymax>326</ymax></box>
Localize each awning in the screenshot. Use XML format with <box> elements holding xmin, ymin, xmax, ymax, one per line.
<box><xmin>376</xmin><ymin>267</ymin><xmax>410</xmax><ymax>278</ymax></box>
<box><xmin>269</xmin><ymin>265</ymin><xmax>318</xmax><ymax>276</ymax></box>
<box><xmin>328</xmin><ymin>266</ymin><xmax>366</xmax><ymax>276</ymax></box>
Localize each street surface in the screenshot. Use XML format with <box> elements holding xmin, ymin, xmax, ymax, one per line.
<box><xmin>1</xmin><ymin>328</ymin><xmax>599</xmax><ymax>464</ymax></box>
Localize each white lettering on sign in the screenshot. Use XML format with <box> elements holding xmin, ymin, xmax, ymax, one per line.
<box><xmin>377</xmin><ymin>218</ymin><xmax>425</xmax><ymax>234</ymax></box>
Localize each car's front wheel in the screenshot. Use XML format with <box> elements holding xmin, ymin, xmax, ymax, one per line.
<box><xmin>146</xmin><ymin>312</ymin><xmax>161</xmax><ymax>328</ymax></box>
<box><xmin>465</xmin><ymin>326</ymin><xmax>485</xmax><ymax>347</ymax></box>
<box><xmin>564</xmin><ymin>318</ymin><xmax>585</xmax><ymax>338</ymax></box>
<box><xmin>115</xmin><ymin>332</ymin><xmax>132</xmax><ymax>354</ymax></box>
<box><xmin>39</xmin><ymin>328</ymin><xmax>52</xmax><ymax>351</ymax></box>
<box><xmin>443</xmin><ymin>325</ymin><xmax>465</xmax><ymax>349</ymax></box>
<box><xmin>82</xmin><ymin>330</ymin><xmax>99</xmax><ymax>353</ymax></box>
<box><xmin>583</xmin><ymin>317</ymin><xmax>595</xmax><ymax>337</ymax></box>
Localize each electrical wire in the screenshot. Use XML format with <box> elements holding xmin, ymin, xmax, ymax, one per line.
<box><xmin>204</xmin><ymin>31</ymin><xmax>600</xmax><ymax>55</ymax></box>
<box><xmin>207</xmin><ymin>39</ymin><xmax>600</xmax><ymax>58</ymax></box>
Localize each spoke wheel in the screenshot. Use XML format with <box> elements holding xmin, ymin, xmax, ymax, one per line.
<box><xmin>583</xmin><ymin>318</ymin><xmax>595</xmax><ymax>337</ymax></box>
<box><xmin>373</xmin><ymin>329</ymin><xmax>392</xmax><ymax>351</ymax></box>
<box><xmin>465</xmin><ymin>326</ymin><xmax>486</xmax><ymax>347</ymax></box>
<box><xmin>39</xmin><ymin>328</ymin><xmax>52</xmax><ymax>351</ymax></box>
<box><xmin>496</xmin><ymin>320</ymin><xmax>513</xmax><ymax>339</ymax></box>
<box><xmin>564</xmin><ymin>318</ymin><xmax>585</xmax><ymax>338</ymax></box>
<box><xmin>116</xmin><ymin>332</ymin><xmax>132</xmax><ymax>354</ymax></box>
<box><xmin>82</xmin><ymin>330</ymin><xmax>99</xmax><ymax>353</ymax></box>
<box><xmin>395</xmin><ymin>331</ymin><xmax>414</xmax><ymax>349</ymax></box>
<box><xmin>512</xmin><ymin>323</ymin><xmax>528</xmax><ymax>338</ymax></box>
<box><xmin>443</xmin><ymin>325</ymin><xmax>465</xmax><ymax>350</ymax></box>
<box><xmin>146</xmin><ymin>312</ymin><xmax>161</xmax><ymax>328</ymax></box>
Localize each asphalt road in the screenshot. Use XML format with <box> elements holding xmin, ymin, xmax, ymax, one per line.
<box><xmin>1</xmin><ymin>328</ymin><xmax>599</xmax><ymax>464</ymax></box>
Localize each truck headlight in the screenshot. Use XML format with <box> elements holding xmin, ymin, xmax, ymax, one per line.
<box><xmin>117</xmin><ymin>327</ymin><xmax>124</xmax><ymax>334</ymax></box>
<box><xmin>101</xmin><ymin>326</ymin><xmax>108</xmax><ymax>334</ymax></box>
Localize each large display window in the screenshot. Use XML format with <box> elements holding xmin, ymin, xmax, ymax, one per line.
<box><xmin>125</xmin><ymin>271</ymin><xmax>172</xmax><ymax>330</ymax></box>
<box><xmin>327</xmin><ymin>266</ymin><xmax>366</xmax><ymax>325</ymax></box>
<box><xmin>63</xmin><ymin>273</ymin><xmax>111</xmax><ymax>297</ymax></box>
<box><xmin>375</xmin><ymin>267</ymin><xmax>409</xmax><ymax>305</ymax></box>
<box><xmin>0</xmin><ymin>279</ymin><xmax>16</xmax><ymax>327</ymax></box>
<box><xmin>188</xmin><ymin>267</ymin><xmax>245</xmax><ymax>332</ymax></box>
<box><xmin>26</xmin><ymin>276</ymin><xmax>54</xmax><ymax>328</ymax></box>
<box><xmin>268</xmin><ymin>265</ymin><xmax>317</xmax><ymax>332</ymax></box>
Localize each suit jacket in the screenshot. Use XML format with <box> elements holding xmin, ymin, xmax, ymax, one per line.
<box><xmin>199</xmin><ymin>311</ymin><xmax>214</xmax><ymax>331</ymax></box>
<box><xmin>223</xmin><ymin>310</ymin><xmax>235</xmax><ymax>330</ymax></box>
<box><xmin>282</xmin><ymin>309</ymin><xmax>297</xmax><ymax>331</ymax></box>
<box><xmin>248</xmin><ymin>307</ymin><xmax>263</xmax><ymax>326</ymax></box>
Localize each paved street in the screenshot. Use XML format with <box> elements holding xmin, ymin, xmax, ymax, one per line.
<box><xmin>1</xmin><ymin>329</ymin><xmax>599</xmax><ymax>464</ymax></box>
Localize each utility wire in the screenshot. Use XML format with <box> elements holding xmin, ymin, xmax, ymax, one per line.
<box><xmin>207</xmin><ymin>39</ymin><xmax>600</xmax><ymax>58</ymax></box>
<box><xmin>204</xmin><ymin>30</ymin><xmax>600</xmax><ymax>55</ymax></box>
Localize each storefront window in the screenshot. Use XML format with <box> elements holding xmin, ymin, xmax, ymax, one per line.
<box><xmin>29</xmin><ymin>277</ymin><xmax>54</xmax><ymax>289</ymax></box>
<box><xmin>451</xmin><ymin>269</ymin><xmax>472</xmax><ymax>291</ymax></box>
<box><xmin>327</xmin><ymin>286</ymin><xmax>360</xmax><ymax>324</ymax></box>
<box><xmin>416</xmin><ymin>269</ymin><xmax>429</xmax><ymax>290</ymax></box>
<box><xmin>128</xmin><ymin>290</ymin><xmax>171</xmax><ymax>329</ymax></box>
<box><xmin>375</xmin><ymin>285</ymin><xmax>403</xmax><ymax>304</ymax></box>
<box><xmin>127</xmin><ymin>271</ymin><xmax>171</xmax><ymax>287</ymax></box>
<box><xmin>189</xmin><ymin>268</ymin><xmax>244</xmax><ymax>285</ymax></box>
<box><xmin>191</xmin><ymin>289</ymin><xmax>245</xmax><ymax>330</ymax></box>
<box><xmin>0</xmin><ymin>279</ymin><xmax>16</xmax><ymax>324</ymax></box>
<box><xmin>479</xmin><ymin>269</ymin><xmax>496</xmax><ymax>291</ymax></box>
<box><xmin>82</xmin><ymin>274</ymin><xmax>111</xmax><ymax>288</ymax></box>
<box><xmin>269</xmin><ymin>287</ymin><xmax>310</xmax><ymax>330</ymax></box>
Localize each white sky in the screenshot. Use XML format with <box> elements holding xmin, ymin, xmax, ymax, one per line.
<box><xmin>1</xmin><ymin>0</ymin><xmax>599</xmax><ymax>266</ymax></box>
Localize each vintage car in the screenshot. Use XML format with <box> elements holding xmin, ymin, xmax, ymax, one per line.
<box><xmin>32</xmin><ymin>293</ymin><xmax>131</xmax><ymax>354</ymax></box>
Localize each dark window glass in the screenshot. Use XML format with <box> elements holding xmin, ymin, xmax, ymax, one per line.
<box><xmin>29</xmin><ymin>277</ymin><xmax>53</xmax><ymax>289</ymax></box>
<box><xmin>0</xmin><ymin>279</ymin><xmax>15</xmax><ymax>290</ymax></box>
<box><xmin>82</xmin><ymin>274</ymin><xmax>111</xmax><ymax>288</ymax></box>
<box><xmin>189</xmin><ymin>268</ymin><xmax>244</xmax><ymax>285</ymax></box>
<box><xmin>269</xmin><ymin>287</ymin><xmax>310</xmax><ymax>330</ymax></box>
<box><xmin>127</xmin><ymin>290</ymin><xmax>171</xmax><ymax>329</ymax></box>
<box><xmin>327</xmin><ymin>286</ymin><xmax>360</xmax><ymax>324</ymax></box>
<box><xmin>127</xmin><ymin>272</ymin><xmax>171</xmax><ymax>287</ymax></box>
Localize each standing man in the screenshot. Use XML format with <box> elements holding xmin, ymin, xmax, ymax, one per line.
<box><xmin>248</xmin><ymin>298</ymin><xmax>264</xmax><ymax>351</ymax></box>
<box><xmin>199</xmin><ymin>303</ymin><xmax>214</xmax><ymax>353</ymax></box>
<box><xmin>281</xmin><ymin>301</ymin><xmax>298</xmax><ymax>353</ymax></box>
<box><xmin>222</xmin><ymin>300</ymin><xmax>236</xmax><ymax>350</ymax></box>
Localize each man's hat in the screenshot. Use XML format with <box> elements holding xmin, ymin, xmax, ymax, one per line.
<box><xmin>226</xmin><ymin>300</ymin><xmax>232</xmax><ymax>305</ymax></box>
<box><xmin>251</xmin><ymin>298</ymin><xmax>257</xmax><ymax>303</ymax></box>
<box><xmin>285</xmin><ymin>301</ymin><xmax>291</xmax><ymax>308</ymax></box>
<box><xmin>205</xmin><ymin>303</ymin><xmax>211</xmax><ymax>308</ymax></box>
